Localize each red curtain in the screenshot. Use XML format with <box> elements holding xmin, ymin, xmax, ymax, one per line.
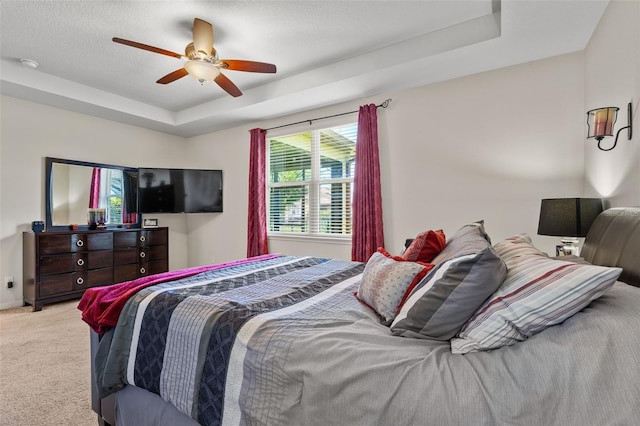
<box><xmin>89</xmin><ymin>168</ymin><xmax>100</xmax><ymax>209</ymax></box>
<box><xmin>247</xmin><ymin>128</ymin><xmax>269</xmax><ymax>257</ymax></box>
<box><xmin>351</xmin><ymin>104</ymin><xmax>384</xmax><ymax>262</ymax></box>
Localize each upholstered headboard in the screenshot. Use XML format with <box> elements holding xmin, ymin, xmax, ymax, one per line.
<box><xmin>581</xmin><ymin>207</ymin><xmax>640</xmax><ymax>287</ymax></box>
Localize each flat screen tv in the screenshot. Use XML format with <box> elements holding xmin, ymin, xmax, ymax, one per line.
<box><xmin>138</xmin><ymin>168</ymin><xmax>223</xmax><ymax>213</ymax></box>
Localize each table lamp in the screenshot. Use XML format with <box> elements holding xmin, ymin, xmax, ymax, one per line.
<box><xmin>537</xmin><ymin>198</ymin><xmax>603</xmax><ymax>256</ymax></box>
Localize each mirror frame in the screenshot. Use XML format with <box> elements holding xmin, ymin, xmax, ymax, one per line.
<box><xmin>45</xmin><ymin>157</ymin><xmax>141</xmax><ymax>231</ymax></box>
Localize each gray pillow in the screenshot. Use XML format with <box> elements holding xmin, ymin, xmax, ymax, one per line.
<box><xmin>430</xmin><ymin>220</ymin><xmax>491</xmax><ymax>266</ymax></box>
<box><xmin>390</xmin><ymin>222</ymin><xmax>506</xmax><ymax>341</ymax></box>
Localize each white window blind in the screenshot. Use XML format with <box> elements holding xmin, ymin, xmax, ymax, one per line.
<box><xmin>267</xmin><ymin>123</ymin><xmax>357</xmax><ymax>237</ymax></box>
<box><xmin>99</xmin><ymin>168</ymin><xmax>124</xmax><ymax>223</ymax></box>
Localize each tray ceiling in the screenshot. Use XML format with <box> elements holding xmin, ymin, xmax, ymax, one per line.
<box><xmin>0</xmin><ymin>1</ymin><xmax>608</xmax><ymax>137</ymax></box>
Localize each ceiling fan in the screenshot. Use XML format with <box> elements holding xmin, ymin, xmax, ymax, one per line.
<box><xmin>112</xmin><ymin>18</ymin><xmax>276</xmax><ymax>97</ymax></box>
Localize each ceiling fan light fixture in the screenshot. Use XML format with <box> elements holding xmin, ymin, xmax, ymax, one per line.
<box><xmin>184</xmin><ymin>60</ymin><xmax>220</xmax><ymax>83</ymax></box>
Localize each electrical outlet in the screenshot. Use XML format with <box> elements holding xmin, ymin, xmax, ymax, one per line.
<box><xmin>5</xmin><ymin>276</ymin><xmax>14</xmax><ymax>289</ymax></box>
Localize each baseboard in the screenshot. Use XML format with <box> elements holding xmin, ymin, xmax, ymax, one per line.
<box><xmin>0</xmin><ymin>300</ymin><xmax>26</xmax><ymax>311</ymax></box>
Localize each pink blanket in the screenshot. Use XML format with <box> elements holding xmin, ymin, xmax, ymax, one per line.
<box><xmin>78</xmin><ymin>254</ymin><xmax>279</xmax><ymax>334</ymax></box>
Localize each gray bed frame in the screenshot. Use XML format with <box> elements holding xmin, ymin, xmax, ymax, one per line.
<box><xmin>90</xmin><ymin>330</ymin><xmax>116</xmax><ymax>426</ymax></box>
<box><xmin>89</xmin><ymin>207</ymin><xmax>640</xmax><ymax>425</ymax></box>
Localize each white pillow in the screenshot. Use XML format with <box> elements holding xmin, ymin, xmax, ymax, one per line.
<box><xmin>356</xmin><ymin>249</ymin><xmax>432</xmax><ymax>324</ymax></box>
<box><xmin>451</xmin><ymin>234</ymin><xmax>622</xmax><ymax>354</ymax></box>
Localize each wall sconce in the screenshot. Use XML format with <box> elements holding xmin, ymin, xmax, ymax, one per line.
<box><xmin>586</xmin><ymin>102</ymin><xmax>633</xmax><ymax>151</ymax></box>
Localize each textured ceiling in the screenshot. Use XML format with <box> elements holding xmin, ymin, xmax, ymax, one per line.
<box><xmin>0</xmin><ymin>1</ymin><xmax>608</xmax><ymax>137</ymax></box>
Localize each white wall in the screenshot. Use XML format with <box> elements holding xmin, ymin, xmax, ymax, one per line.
<box><xmin>181</xmin><ymin>125</ymin><xmax>252</xmax><ymax>266</ymax></box>
<box><xmin>383</xmin><ymin>53</ymin><xmax>587</xmax><ymax>254</ymax></box>
<box><xmin>184</xmin><ymin>51</ymin><xmax>586</xmax><ymax>267</ymax></box>
<box><xmin>0</xmin><ymin>97</ymin><xmax>190</xmax><ymax>309</ymax></box>
<box><xmin>584</xmin><ymin>0</ymin><xmax>640</xmax><ymax>206</ymax></box>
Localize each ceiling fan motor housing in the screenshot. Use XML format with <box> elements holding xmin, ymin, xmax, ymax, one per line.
<box><xmin>185</xmin><ymin>42</ymin><xmax>218</xmax><ymax>62</ymax></box>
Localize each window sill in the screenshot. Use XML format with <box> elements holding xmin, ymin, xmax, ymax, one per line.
<box><xmin>267</xmin><ymin>233</ymin><xmax>352</xmax><ymax>246</ymax></box>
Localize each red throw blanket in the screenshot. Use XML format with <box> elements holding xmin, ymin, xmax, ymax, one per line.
<box><xmin>78</xmin><ymin>254</ymin><xmax>279</xmax><ymax>334</ymax></box>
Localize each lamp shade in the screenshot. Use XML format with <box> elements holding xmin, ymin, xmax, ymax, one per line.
<box><xmin>538</xmin><ymin>198</ymin><xmax>603</xmax><ymax>238</ymax></box>
<box><xmin>185</xmin><ymin>60</ymin><xmax>221</xmax><ymax>83</ymax></box>
<box><xmin>586</xmin><ymin>107</ymin><xmax>618</xmax><ymax>140</ymax></box>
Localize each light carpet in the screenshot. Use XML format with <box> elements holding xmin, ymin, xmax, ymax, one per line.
<box><xmin>0</xmin><ymin>300</ymin><xmax>96</xmax><ymax>425</ymax></box>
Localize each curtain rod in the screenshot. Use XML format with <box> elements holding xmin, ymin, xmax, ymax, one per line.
<box><xmin>256</xmin><ymin>98</ymin><xmax>392</xmax><ymax>132</ymax></box>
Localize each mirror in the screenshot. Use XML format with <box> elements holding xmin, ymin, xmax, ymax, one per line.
<box><xmin>45</xmin><ymin>157</ymin><xmax>141</xmax><ymax>231</ymax></box>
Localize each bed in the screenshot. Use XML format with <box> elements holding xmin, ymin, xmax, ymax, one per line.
<box><xmin>84</xmin><ymin>207</ymin><xmax>640</xmax><ymax>426</ymax></box>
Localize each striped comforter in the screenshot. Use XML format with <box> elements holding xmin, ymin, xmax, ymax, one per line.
<box><xmin>94</xmin><ymin>255</ymin><xmax>365</xmax><ymax>425</ymax></box>
<box><xmin>95</xmin><ymin>255</ymin><xmax>640</xmax><ymax>426</ymax></box>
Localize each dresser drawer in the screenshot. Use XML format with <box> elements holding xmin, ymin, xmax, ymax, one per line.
<box><xmin>146</xmin><ymin>259</ymin><xmax>169</xmax><ymax>276</ymax></box>
<box><xmin>39</xmin><ymin>250</ymin><xmax>113</xmax><ymax>274</ymax></box>
<box><xmin>141</xmin><ymin>229</ymin><xmax>168</xmax><ymax>246</ymax></box>
<box><xmin>39</xmin><ymin>273</ymin><xmax>77</xmax><ymax>296</ymax></box>
<box><xmin>39</xmin><ymin>234</ymin><xmax>82</xmax><ymax>254</ymax></box>
<box><xmin>85</xmin><ymin>267</ymin><xmax>115</xmax><ymax>288</ymax></box>
<box><xmin>113</xmin><ymin>231</ymin><xmax>138</xmax><ymax>248</ymax></box>
<box><xmin>113</xmin><ymin>248</ymin><xmax>139</xmax><ymax>265</ymax></box>
<box><xmin>86</xmin><ymin>232</ymin><xmax>113</xmax><ymax>251</ymax></box>
<box><xmin>140</xmin><ymin>245</ymin><xmax>168</xmax><ymax>261</ymax></box>
<box><xmin>114</xmin><ymin>245</ymin><xmax>167</xmax><ymax>265</ymax></box>
<box><xmin>114</xmin><ymin>229</ymin><xmax>168</xmax><ymax>248</ymax></box>
<box><xmin>113</xmin><ymin>259</ymin><xmax>169</xmax><ymax>283</ymax></box>
<box><xmin>86</xmin><ymin>250</ymin><xmax>113</xmax><ymax>269</ymax></box>
<box><xmin>39</xmin><ymin>268</ymin><xmax>113</xmax><ymax>296</ymax></box>
<box><xmin>39</xmin><ymin>254</ymin><xmax>74</xmax><ymax>275</ymax></box>
<box><xmin>114</xmin><ymin>264</ymin><xmax>141</xmax><ymax>283</ymax></box>
<box><xmin>38</xmin><ymin>232</ymin><xmax>113</xmax><ymax>254</ymax></box>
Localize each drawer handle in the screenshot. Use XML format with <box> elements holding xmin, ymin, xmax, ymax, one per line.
<box><xmin>77</xmin><ymin>259</ymin><xmax>85</xmax><ymax>266</ymax></box>
<box><xmin>140</xmin><ymin>251</ymin><xmax>146</xmax><ymax>258</ymax></box>
<box><xmin>76</xmin><ymin>277</ymin><xmax>84</xmax><ymax>285</ymax></box>
<box><xmin>140</xmin><ymin>267</ymin><xmax>146</xmax><ymax>274</ymax></box>
<box><xmin>139</xmin><ymin>235</ymin><xmax>146</xmax><ymax>242</ymax></box>
<box><xmin>76</xmin><ymin>240</ymin><xmax>84</xmax><ymax>247</ymax></box>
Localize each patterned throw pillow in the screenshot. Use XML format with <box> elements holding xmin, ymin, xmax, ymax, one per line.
<box><xmin>450</xmin><ymin>234</ymin><xmax>622</xmax><ymax>354</ymax></box>
<box><xmin>390</xmin><ymin>223</ymin><xmax>507</xmax><ymax>340</ymax></box>
<box><xmin>356</xmin><ymin>248</ymin><xmax>434</xmax><ymax>324</ymax></box>
<box><xmin>403</xmin><ymin>229</ymin><xmax>446</xmax><ymax>263</ymax></box>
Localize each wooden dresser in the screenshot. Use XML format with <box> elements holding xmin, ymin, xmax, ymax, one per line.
<box><xmin>23</xmin><ymin>227</ymin><xmax>168</xmax><ymax>311</ymax></box>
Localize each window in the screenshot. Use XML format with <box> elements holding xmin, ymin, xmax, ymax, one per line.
<box><xmin>267</xmin><ymin>124</ymin><xmax>357</xmax><ymax>237</ymax></box>
<box><xmin>98</xmin><ymin>168</ymin><xmax>124</xmax><ymax>223</ymax></box>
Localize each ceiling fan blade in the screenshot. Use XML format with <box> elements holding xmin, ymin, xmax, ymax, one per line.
<box><xmin>214</xmin><ymin>73</ymin><xmax>242</xmax><ymax>97</ymax></box>
<box><xmin>157</xmin><ymin>68</ymin><xmax>189</xmax><ymax>84</ymax></box>
<box><xmin>112</xmin><ymin>37</ymin><xmax>183</xmax><ymax>59</ymax></box>
<box><xmin>193</xmin><ymin>18</ymin><xmax>213</xmax><ymax>54</ymax></box>
<box><xmin>221</xmin><ymin>60</ymin><xmax>277</xmax><ymax>73</ymax></box>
